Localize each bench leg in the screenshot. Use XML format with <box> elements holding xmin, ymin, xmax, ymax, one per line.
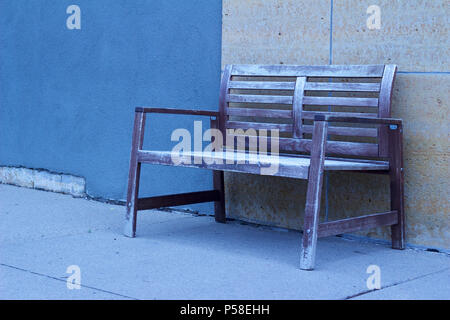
<box><xmin>300</xmin><ymin>119</ymin><xmax>327</xmax><ymax>270</ymax></box>
<box><xmin>389</xmin><ymin>124</ymin><xmax>406</xmax><ymax>249</ymax></box>
<box><xmin>213</xmin><ymin>170</ymin><xmax>226</xmax><ymax>223</ymax></box>
<box><xmin>124</xmin><ymin>110</ymin><xmax>146</xmax><ymax>238</ymax></box>
<box><xmin>210</xmin><ymin>116</ymin><xmax>226</xmax><ymax>223</ymax></box>
<box><xmin>124</xmin><ymin>162</ymin><xmax>141</xmax><ymax>237</ymax></box>
<box><xmin>300</xmin><ymin>165</ymin><xmax>325</xmax><ymax>270</ymax></box>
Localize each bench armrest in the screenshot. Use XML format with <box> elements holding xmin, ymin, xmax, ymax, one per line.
<box><xmin>135</xmin><ymin>107</ymin><xmax>219</xmax><ymax>117</ymax></box>
<box><xmin>314</xmin><ymin>114</ymin><xmax>402</xmax><ymax>126</ymax></box>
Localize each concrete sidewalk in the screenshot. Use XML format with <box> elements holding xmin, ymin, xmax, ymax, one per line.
<box><xmin>0</xmin><ymin>184</ymin><xmax>448</xmax><ymax>300</ymax></box>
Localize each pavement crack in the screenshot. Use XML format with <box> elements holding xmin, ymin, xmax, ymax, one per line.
<box><xmin>344</xmin><ymin>267</ymin><xmax>450</xmax><ymax>300</ymax></box>
<box><xmin>0</xmin><ymin>263</ymin><xmax>139</xmax><ymax>300</ymax></box>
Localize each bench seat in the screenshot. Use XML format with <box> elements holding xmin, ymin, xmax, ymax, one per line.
<box><xmin>138</xmin><ymin>150</ymin><xmax>389</xmax><ymax>179</ymax></box>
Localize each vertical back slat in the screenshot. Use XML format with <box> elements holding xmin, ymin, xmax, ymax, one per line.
<box><xmin>378</xmin><ymin>65</ymin><xmax>397</xmax><ymax>157</ymax></box>
<box><xmin>218</xmin><ymin>65</ymin><xmax>233</xmax><ymax>140</ymax></box>
<box><xmin>293</xmin><ymin>77</ymin><xmax>307</xmax><ymax>138</ymax></box>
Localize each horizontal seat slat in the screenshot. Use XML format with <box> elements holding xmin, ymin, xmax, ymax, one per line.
<box><xmin>303</xmin><ymin>96</ymin><xmax>379</xmax><ymax>107</ymax></box>
<box><xmin>302</xmin><ymin>125</ymin><xmax>378</xmax><ymax>137</ymax></box>
<box><xmin>137</xmin><ymin>150</ymin><xmax>388</xmax><ymax>179</ymax></box>
<box><xmin>227</xmin><ymin>94</ymin><xmax>293</xmax><ymax>104</ymax></box>
<box><xmin>231</xmin><ymin>64</ymin><xmax>385</xmax><ymax>77</ymax></box>
<box><xmin>228</xmin><ymin>135</ymin><xmax>379</xmax><ymax>157</ymax></box>
<box><xmin>226</xmin><ymin>121</ymin><xmax>293</xmax><ymax>132</ymax></box>
<box><xmin>229</xmin><ymin>81</ymin><xmax>381</xmax><ymax>92</ymax></box>
<box><xmin>227</xmin><ymin>107</ymin><xmax>292</xmax><ymax>118</ymax></box>
<box><xmin>281</xmin><ymin>138</ymin><xmax>379</xmax><ymax>157</ymax></box>
<box><xmin>286</xmin><ymin>139</ymin><xmax>377</xmax><ymax>157</ymax></box>
<box><xmin>137</xmin><ymin>150</ymin><xmax>309</xmax><ymax>179</ymax></box>
<box><xmin>302</xmin><ymin>111</ymin><xmax>377</xmax><ymax>120</ymax></box>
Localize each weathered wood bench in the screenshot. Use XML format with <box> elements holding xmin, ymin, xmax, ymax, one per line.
<box><xmin>124</xmin><ymin>64</ymin><xmax>405</xmax><ymax>270</ymax></box>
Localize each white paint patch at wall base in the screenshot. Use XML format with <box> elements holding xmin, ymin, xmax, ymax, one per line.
<box><xmin>0</xmin><ymin>166</ymin><xmax>85</xmax><ymax>197</ymax></box>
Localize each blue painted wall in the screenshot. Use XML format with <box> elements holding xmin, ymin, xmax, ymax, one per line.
<box><xmin>0</xmin><ymin>1</ymin><xmax>222</xmax><ymax>206</ymax></box>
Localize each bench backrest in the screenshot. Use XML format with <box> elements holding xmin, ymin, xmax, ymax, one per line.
<box><xmin>218</xmin><ymin>64</ymin><xmax>397</xmax><ymax>158</ymax></box>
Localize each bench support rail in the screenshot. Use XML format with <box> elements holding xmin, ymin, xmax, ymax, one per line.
<box><xmin>137</xmin><ymin>190</ymin><xmax>221</xmax><ymax>211</ymax></box>
<box><xmin>317</xmin><ymin>211</ymin><xmax>398</xmax><ymax>238</ymax></box>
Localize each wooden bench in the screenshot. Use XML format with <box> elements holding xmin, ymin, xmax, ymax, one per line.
<box><xmin>124</xmin><ymin>64</ymin><xmax>405</xmax><ymax>270</ymax></box>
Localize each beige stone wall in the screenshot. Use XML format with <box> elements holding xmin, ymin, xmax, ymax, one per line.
<box><xmin>222</xmin><ymin>0</ymin><xmax>449</xmax><ymax>249</ymax></box>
